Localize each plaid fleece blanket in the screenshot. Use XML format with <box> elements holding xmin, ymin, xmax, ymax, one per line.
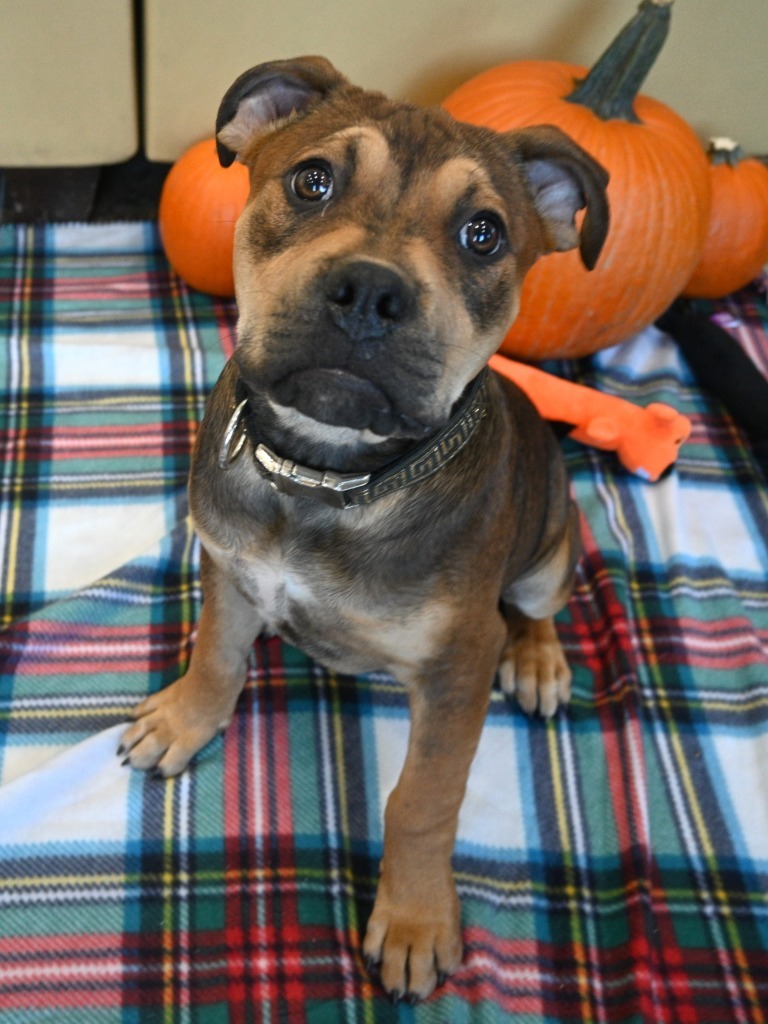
<box><xmin>1</xmin><ymin>223</ymin><xmax>766</xmax><ymax>1023</ymax></box>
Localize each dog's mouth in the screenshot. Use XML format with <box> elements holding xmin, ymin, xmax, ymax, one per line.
<box><xmin>270</xmin><ymin>368</ymin><xmax>433</xmax><ymax>439</ymax></box>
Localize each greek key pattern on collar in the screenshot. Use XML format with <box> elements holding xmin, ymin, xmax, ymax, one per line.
<box><xmin>359</xmin><ymin>386</ymin><xmax>488</xmax><ymax>505</ymax></box>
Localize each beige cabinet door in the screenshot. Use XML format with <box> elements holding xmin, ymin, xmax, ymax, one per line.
<box><xmin>0</xmin><ymin>0</ymin><xmax>138</xmax><ymax>167</ymax></box>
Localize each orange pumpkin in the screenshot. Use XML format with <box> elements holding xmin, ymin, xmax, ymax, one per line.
<box><xmin>443</xmin><ymin>0</ymin><xmax>711</xmax><ymax>359</ymax></box>
<box><xmin>683</xmin><ymin>138</ymin><xmax>768</xmax><ymax>299</ymax></box>
<box><xmin>158</xmin><ymin>138</ymin><xmax>249</xmax><ymax>297</ymax></box>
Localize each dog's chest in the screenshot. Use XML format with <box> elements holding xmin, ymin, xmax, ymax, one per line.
<box><xmin>247</xmin><ymin>549</ymin><xmax>313</xmax><ymax>630</ymax></box>
<box><xmin>216</xmin><ymin>528</ymin><xmax>450</xmax><ymax>677</ymax></box>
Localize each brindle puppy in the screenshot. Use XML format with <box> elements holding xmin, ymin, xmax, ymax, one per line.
<box><xmin>120</xmin><ymin>56</ymin><xmax>609</xmax><ymax>1001</ymax></box>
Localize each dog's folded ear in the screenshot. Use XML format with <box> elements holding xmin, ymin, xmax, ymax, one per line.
<box><xmin>216</xmin><ymin>56</ymin><xmax>348</xmax><ymax>167</ymax></box>
<box><xmin>512</xmin><ymin>126</ymin><xmax>610</xmax><ymax>270</ymax></box>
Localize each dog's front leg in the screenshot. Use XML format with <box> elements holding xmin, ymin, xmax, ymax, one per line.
<box><xmin>120</xmin><ymin>548</ymin><xmax>260</xmax><ymax>776</ymax></box>
<box><xmin>364</xmin><ymin>616</ymin><xmax>505</xmax><ymax>1002</ymax></box>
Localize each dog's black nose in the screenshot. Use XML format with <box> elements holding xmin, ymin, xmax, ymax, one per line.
<box><xmin>324</xmin><ymin>261</ymin><xmax>415</xmax><ymax>343</ymax></box>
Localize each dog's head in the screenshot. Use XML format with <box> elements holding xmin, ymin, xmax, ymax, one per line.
<box><xmin>217</xmin><ymin>56</ymin><xmax>608</xmax><ymax>447</ymax></box>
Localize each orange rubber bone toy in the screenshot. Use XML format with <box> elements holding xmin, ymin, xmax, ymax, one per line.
<box><xmin>489</xmin><ymin>354</ymin><xmax>691</xmax><ymax>481</ymax></box>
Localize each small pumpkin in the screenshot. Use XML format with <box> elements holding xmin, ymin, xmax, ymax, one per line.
<box><xmin>443</xmin><ymin>0</ymin><xmax>711</xmax><ymax>359</ymax></box>
<box><xmin>158</xmin><ymin>138</ymin><xmax>249</xmax><ymax>297</ymax></box>
<box><xmin>683</xmin><ymin>138</ymin><xmax>768</xmax><ymax>299</ymax></box>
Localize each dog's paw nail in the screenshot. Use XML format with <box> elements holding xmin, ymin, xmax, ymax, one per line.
<box><xmin>405</xmin><ymin>992</ymin><xmax>421</xmax><ymax>1006</ymax></box>
<box><xmin>151</xmin><ymin>769</ymin><xmax>167</xmax><ymax>781</ymax></box>
<box><xmin>436</xmin><ymin>971</ymin><xmax>447</xmax><ymax>987</ymax></box>
<box><xmin>388</xmin><ymin>990</ymin><xmax>403</xmax><ymax>1005</ymax></box>
<box><xmin>116</xmin><ymin>743</ymin><xmax>125</xmax><ymax>757</ymax></box>
<box><xmin>364</xmin><ymin>955</ymin><xmax>380</xmax><ymax>973</ymax></box>
<box><xmin>120</xmin><ymin>757</ymin><xmax>131</xmax><ymax>768</ymax></box>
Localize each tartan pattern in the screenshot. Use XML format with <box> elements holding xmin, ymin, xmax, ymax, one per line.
<box><xmin>0</xmin><ymin>223</ymin><xmax>766</xmax><ymax>1023</ymax></box>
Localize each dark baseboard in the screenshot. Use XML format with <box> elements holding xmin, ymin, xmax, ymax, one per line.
<box><xmin>1</xmin><ymin>152</ymin><xmax>171</xmax><ymax>223</ymax></box>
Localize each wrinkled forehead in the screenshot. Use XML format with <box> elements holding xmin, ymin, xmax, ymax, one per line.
<box><xmin>298</xmin><ymin>122</ymin><xmax>507</xmax><ymax>204</ymax></box>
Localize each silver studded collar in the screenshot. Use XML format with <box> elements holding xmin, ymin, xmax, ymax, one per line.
<box><xmin>217</xmin><ymin>370</ymin><xmax>489</xmax><ymax>509</ymax></box>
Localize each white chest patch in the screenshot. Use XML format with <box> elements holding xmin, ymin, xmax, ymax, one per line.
<box><xmin>250</xmin><ymin>554</ymin><xmax>314</xmax><ymax>632</ymax></box>
<box><xmin>199</xmin><ymin>527</ymin><xmax>450</xmax><ymax>677</ymax></box>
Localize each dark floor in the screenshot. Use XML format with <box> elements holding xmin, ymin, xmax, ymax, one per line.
<box><xmin>0</xmin><ymin>153</ymin><xmax>171</xmax><ymax>223</ymax></box>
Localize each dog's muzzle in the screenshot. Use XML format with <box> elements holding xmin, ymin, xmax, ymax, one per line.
<box><xmin>271</xmin><ymin>367</ymin><xmax>431</xmax><ymax>438</ymax></box>
<box><xmin>269</xmin><ymin>259</ymin><xmax>426</xmax><ymax>437</ymax></box>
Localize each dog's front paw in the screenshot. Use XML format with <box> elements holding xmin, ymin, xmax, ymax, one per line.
<box><xmin>499</xmin><ymin>615</ymin><xmax>572</xmax><ymax>718</ymax></box>
<box><xmin>119</xmin><ymin>675</ymin><xmax>235</xmax><ymax>777</ymax></box>
<box><xmin>363</xmin><ymin>874</ymin><xmax>462</xmax><ymax>1002</ymax></box>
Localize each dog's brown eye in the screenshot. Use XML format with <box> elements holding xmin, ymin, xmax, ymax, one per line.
<box><xmin>459</xmin><ymin>213</ymin><xmax>504</xmax><ymax>256</ymax></box>
<box><xmin>291</xmin><ymin>163</ymin><xmax>334</xmax><ymax>203</ymax></box>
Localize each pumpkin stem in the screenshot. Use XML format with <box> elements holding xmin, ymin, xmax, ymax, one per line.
<box><xmin>708</xmin><ymin>137</ymin><xmax>746</xmax><ymax>167</ymax></box>
<box><xmin>566</xmin><ymin>0</ymin><xmax>673</xmax><ymax>123</ymax></box>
